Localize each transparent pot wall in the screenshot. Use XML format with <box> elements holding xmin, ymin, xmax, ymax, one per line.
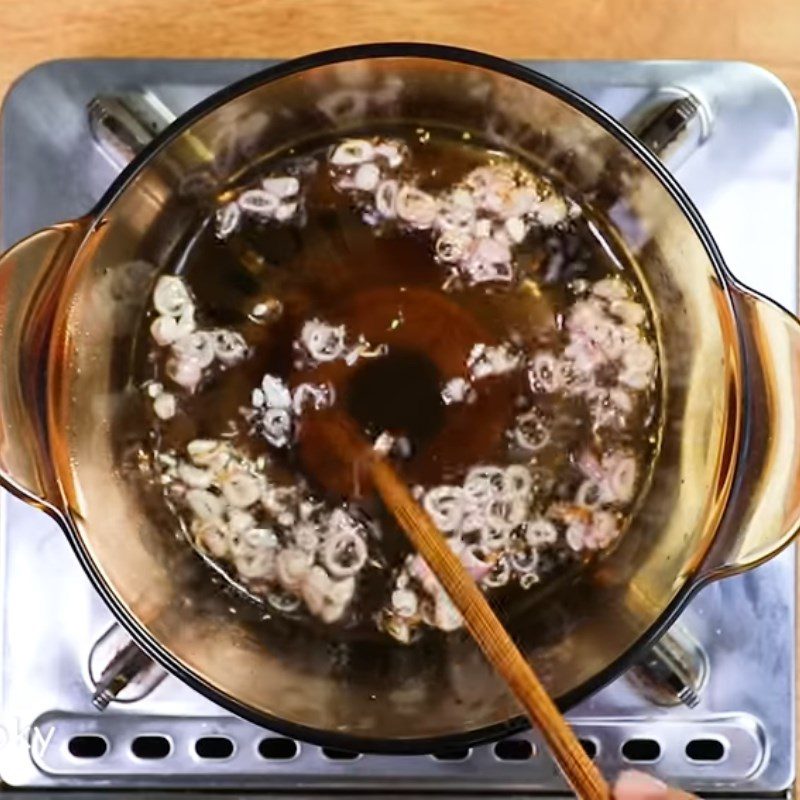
<box><xmin>48</xmin><ymin>55</ymin><xmax>733</xmax><ymax>742</ymax></box>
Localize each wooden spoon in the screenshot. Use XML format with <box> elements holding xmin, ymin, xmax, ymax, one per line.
<box><xmin>302</xmin><ymin>410</ymin><xmax>611</xmax><ymax>800</ymax></box>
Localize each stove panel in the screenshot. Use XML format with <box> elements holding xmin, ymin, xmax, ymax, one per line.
<box><xmin>0</xmin><ymin>59</ymin><xmax>796</xmax><ymax>795</ymax></box>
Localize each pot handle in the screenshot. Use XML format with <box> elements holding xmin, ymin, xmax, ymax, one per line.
<box><xmin>702</xmin><ymin>282</ymin><xmax>800</xmax><ymax>579</ymax></box>
<box><xmin>0</xmin><ymin>219</ymin><xmax>89</xmax><ymax>513</ymax></box>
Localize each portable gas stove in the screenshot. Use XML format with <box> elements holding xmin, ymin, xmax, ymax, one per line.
<box><xmin>0</xmin><ymin>59</ymin><xmax>795</xmax><ymax>798</ymax></box>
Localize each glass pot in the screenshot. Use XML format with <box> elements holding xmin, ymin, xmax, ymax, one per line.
<box><xmin>0</xmin><ymin>44</ymin><xmax>799</xmax><ymax>753</ymax></box>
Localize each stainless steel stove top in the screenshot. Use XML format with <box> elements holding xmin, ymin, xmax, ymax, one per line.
<box><xmin>0</xmin><ymin>59</ymin><xmax>796</xmax><ymax>797</ymax></box>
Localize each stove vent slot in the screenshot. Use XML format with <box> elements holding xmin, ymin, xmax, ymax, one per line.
<box><xmin>579</xmin><ymin>738</ymin><xmax>598</xmax><ymax>759</ymax></box>
<box><xmin>493</xmin><ymin>739</ymin><xmax>534</xmax><ymax>761</ymax></box>
<box><xmin>621</xmin><ymin>738</ymin><xmax>661</xmax><ymax>762</ymax></box>
<box><xmin>194</xmin><ymin>736</ymin><xmax>234</xmax><ymax>760</ymax></box>
<box><xmin>685</xmin><ymin>738</ymin><xmax>726</xmax><ymax>762</ymax></box>
<box><xmin>321</xmin><ymin>747</ymin><xmax>360</xmax><ymax>761</ymax></box>
<box><xmin>258</xmin><ymin>737</ymin><xmax>298</xmax><ymax>760</ymax></box>
<box><xmin>67</xmin><ymin>735</ymin><xmax>108</xmax><ymax>759</ymax></box>
<box><xmin>130</xmin><ymin>735</ymin><xmax>171</xmax><ymax>760</ymax></box>
<box><xmin>432</xmin><ymin>747</ymin><xmax>471</xmax><ymax>761</ymax></box>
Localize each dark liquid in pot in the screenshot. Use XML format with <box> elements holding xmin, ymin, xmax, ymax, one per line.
<box><xmin>133</xmin><ymin>125</ymin><xmax>661</xmax><ymax>644</ymax></box>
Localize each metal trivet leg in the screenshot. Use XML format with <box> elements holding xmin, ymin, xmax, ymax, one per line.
<box><xmin>621</xmin><ymin>86</ymin><xmax>713</xmax><ymax>708</ymax></box>
<box><xmin>622</xmin><ymin>85</ymin><xmax>713</xmax><ymax>168</ymax></box>
<box><xmin>88</xmin><ymin>90</ymin><xmax>176</xmax><ymax>168</ymax></box>
<box><xmin>626</xmin><ymin>625</ymin><xmax>708</xmax><ymax>707</ymax></box>
<box><xmin>88</xmin><ymin>623</ymin><xmax>166</xmax><ymax>709</ymax></box>
<box><xmin>86</xmin><ymin>89</ymin><xmax>178</xmax><ymax>710</ymax></box>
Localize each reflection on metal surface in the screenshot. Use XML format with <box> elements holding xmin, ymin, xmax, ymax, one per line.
<box><xmin>623</xmin><ymin>87</ymin><xmax>712</xmax><ymax>169</ymax></box>
<box><xmin>0</xmin><ymin>59</ymin><xmax>795</xmax><ymax>796</ymax></box>
<box><xmin>627</xmin><ymin>626</ymin><xmax>708</xmax><ymax>707</ymax></box>
<box><xmin>88</xmin><ymin>91</ymin><xmax>176</xmax><ymax>168</ymax></box>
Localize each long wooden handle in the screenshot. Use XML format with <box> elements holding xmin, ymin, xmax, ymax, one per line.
<box><xmin>370</xmin><ymin>457</ymin><xmax>610</xmax><ymax>799</ymax></box>
<box><xmin>317</xmin><ymin>415</ymin><xmax>610</xmax><ymax>799</ymax></box>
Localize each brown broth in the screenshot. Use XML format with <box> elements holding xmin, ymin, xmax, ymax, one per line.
<box><xmin>133</xmin><ymin>125</ymin><xmax>661</xmax><ymax>643</ymax></box>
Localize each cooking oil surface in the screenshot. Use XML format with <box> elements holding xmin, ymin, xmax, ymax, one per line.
<box><xmin>133</xmin><ymin>125</ymin><xmax>660</xmax><ymax>644</ymax></box>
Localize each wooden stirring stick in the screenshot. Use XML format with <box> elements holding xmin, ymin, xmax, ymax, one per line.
<box><xmin>312</xmin><ymin>413</ymin><xmax>611</xmax><ymax>800</ymax></box>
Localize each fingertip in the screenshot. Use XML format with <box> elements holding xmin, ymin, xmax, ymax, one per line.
<box><xmin>614</xmin><ymin>769</ymin><xmax>669</xmax><ymax>799</ymax></box>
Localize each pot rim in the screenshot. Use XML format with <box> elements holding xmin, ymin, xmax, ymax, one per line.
<box><xmin>69</xmin><ymin>42</ymin><xmax>739</xmax><ymax>754</ymax></box>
